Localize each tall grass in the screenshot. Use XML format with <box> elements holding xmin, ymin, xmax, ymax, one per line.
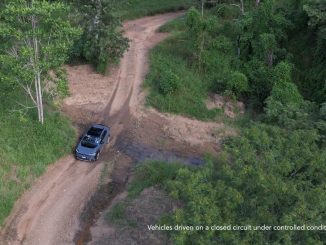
<box><xmin>144</xmin><ymin>33</ymin><xmax>223</xmax><ymax>120</ymax></box>
<box><xmin>127</xmin><ymin>161</ymin><xmax>184</xmax><ymax>198</ymax></box>
<box><xmin>158</xmin><ymin>15</ymin><xmax>187</xmax><ymax>32</ymax></box>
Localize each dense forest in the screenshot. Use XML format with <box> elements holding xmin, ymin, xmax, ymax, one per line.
<box><xmin>0</xmin><ymin>0</ymin><xmax>325</xmax><ymax>244</ymax></box>
<box><xmin>136</xmin><ymin>0</ymin><xmax>326</xmax><ymax>244</ymax></box>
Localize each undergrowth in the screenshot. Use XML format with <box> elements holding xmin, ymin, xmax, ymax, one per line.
<box><xmin>116</xmin><ymin>0</ymin><xmax>194</xmax><ymax>20</ymax></box>
<box><xmin>145</xmin><ymin>33</ymin><xmax>223</xmax><ymax>120</ymax></box>
<box><xmin>0</xmin><ymin>87</ymin><xmax>75</xmax><ymax>226</ymax></box>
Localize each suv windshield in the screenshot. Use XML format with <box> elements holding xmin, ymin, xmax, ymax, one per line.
<box><xmin>87</xmin><ymin>127</ymin><xmax>103</xmax><ymax>137</ymax></box>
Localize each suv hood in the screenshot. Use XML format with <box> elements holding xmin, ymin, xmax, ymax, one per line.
<box><xmin>76</xmin><ymin>143</ymin><xmax>99</xmax><ymax>155</ymax></box>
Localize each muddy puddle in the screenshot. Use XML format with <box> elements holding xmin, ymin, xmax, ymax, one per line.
<box><xmin>115</xmin><ymin>138</ymin><xmax>205</xmax><ymax>166</ymax></box>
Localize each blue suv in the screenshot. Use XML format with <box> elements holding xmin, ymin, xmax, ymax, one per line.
<box><xmin>75</xmin><ymin>124</ymin><xmax>111</xmax><ymax>161</ymax></box>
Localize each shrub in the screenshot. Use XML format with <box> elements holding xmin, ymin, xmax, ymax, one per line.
<box><xmin>158</xmin><ymin>68</ymin><xmax>182</xmax><ymax>95</ymax></box>
<box><xmin>55</xmin><ymin>68</ymin><xmax>70</xmax><ymax>98</ymax></box>
<box><xmin>226</xmin><ymin>71</ymin><xmax>248</xmax><ymax>97</ymax></box>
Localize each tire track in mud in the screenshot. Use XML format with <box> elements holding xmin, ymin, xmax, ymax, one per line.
<box><xmin>0</xmin><ymin>12</ymin><xmax>184</xmax><ymax>245</ymax></box>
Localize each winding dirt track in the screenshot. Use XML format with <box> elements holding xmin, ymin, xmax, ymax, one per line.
<box><xmin>0</xmin><ymin>12</ymin><xmax>183</xmax><ymax>245</ymax></box>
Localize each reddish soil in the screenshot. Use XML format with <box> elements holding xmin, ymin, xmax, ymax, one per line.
<box><xmin>0</xmin><ymin>12</ymin><xmax>233</xmax><ymax>245</ymax></box>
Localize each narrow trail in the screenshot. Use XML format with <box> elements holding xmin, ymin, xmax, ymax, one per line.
<box><xmin>0</xmin><ymin>12</ymin><xmax>183</xmax><ymax>245</ymax></box>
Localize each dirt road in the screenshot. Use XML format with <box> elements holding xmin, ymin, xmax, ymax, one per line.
<box><xmin>0</xmin><ymin>12</ymin><xmax>229</xmax><ymax>245</ymax></box>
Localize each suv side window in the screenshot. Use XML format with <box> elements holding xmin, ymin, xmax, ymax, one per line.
<box><xmin>101</xmin><ymin>130</ymin><xmax>107</xmax><ymax>141</ymax></box>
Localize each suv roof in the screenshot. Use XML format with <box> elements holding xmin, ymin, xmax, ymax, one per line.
<box><xmin>87</xmin><ymin>127</ymin><xmax>103</xmax><ymax>137</ymax></box>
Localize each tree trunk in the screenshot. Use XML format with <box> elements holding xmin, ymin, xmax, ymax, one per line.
<box><xmin>34</xmin><ymin>75</ymin><xmax>41</xmax><ymax>121</ymax></box>
<box><xmin>240</xmin><ymin>0</ymin><xmax>245</xmax><ymax>15</ymax></box>
<box><xmin>37</xmin><ymin>71</ymin><xmax>44</xmax><ymax>124</ymax></box>
<box><xmin>201</xmin><ymin>0</ymin><xmax>204</xmax><ymax>17</ymax></box>
<box><xmin>32</xmin><ymin>9</ymin><xmax>44</xmax><ymax>124</ymax></box>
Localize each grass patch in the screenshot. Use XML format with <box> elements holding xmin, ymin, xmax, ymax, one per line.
<box><xmin>127</xmin><ymin>161</ymin><xmax>184</xmax><ymax>199</ymax></box>
<box><xmin>116</xmin><ymin>0</ymin><xmax>195</xmax><ymax>20</ymax></box>
<box><xmin>144</xmin><ymin>33</ymin><xmax>223</xmax><ymax>120</ymax></box>
<box><xmin>0</xmin><ymin>87</ymin><xmax>75</xmax><ymax>226</ymax></box>
<box><xmin>158</xmin><ymin>14</ymin><xmax>187</xmax><ymax>32</ymax></box>
<box><xmin>105</xmin><ymin>199</ymin><xmax>138</xmax><ymax>227</ymax></box>
<box><xmin>106</xmin><ymin>202</ymin><xmax>131</xmax><ymax>226</ymax></box>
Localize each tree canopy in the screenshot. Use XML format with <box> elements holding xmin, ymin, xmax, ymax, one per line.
<box><xmin>0</xmin><ymin>0</ymin><xmax>81</xmax><ymax>123</ymax></box>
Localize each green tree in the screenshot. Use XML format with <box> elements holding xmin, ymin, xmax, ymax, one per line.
<box><xmin>303</xmin><ymin>0</ymin><xmax>326</xmax><ymax>41</ymax></box>
<box><xmin>166</xmin><ymin>124</ymin><xmax>326</xmax><ymax>244</ymax></box>
<box><xmin>316</xmin><ymin>102</ymin><xmax>326</xmax><ymax>147</ymax></box>
<box><xmin>71</xmin><ymin>0</ymin><xmax>129</xmax><ymax>73</ymax></box>
<box><xmin>302</xmin><ymin>0</ymin><xmax>326</xmax><ymax>103</ymax></box>
<box><xmin>236</xmin><ymin>0</ymin><xmax>291</xmax><ymax>107</ymax></box>
<box><xmin>226</xmin><ymin>71</ymin><xmax>248</xmax><ymax>97</ymax></box>
<box><xmin>0</xmin><ymin>0</ymin><xmax>80</xmax><ymax>123</ymax></box>
<box><xmin>186</xmin><ymin>7</ymin><xmax>207</xmax><ymax>67</ymax></box>
<box><xmin>263</xmin><ymin>62</ymin><xmax>319</xmax><ymax>130</ymax></box>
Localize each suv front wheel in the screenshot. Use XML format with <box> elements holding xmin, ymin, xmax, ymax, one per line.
<box><xmin>95</xmin><ymin>152</ymin><xmax>100</xmax><ymax>161</ymax></box>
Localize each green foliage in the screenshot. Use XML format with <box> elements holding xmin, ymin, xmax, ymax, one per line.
<box><xmin>54</xmin><ymin>68</ymin><xmax>70</xmax><ymax>99</ymax></box>
<box><xmin>263</xmin><ymin>61</ymin><xmax>319</xmax><ymax>130</ymax></box>
<box><xmin>128</xmin><ymin>161</ymin><xmax>183</xmax><ymax>199</ymax></box>
<box><xmin>0</xmin><ymin>88</ymin><xmax>75</xmax><ymax>225</ymax></box>
<box><xmin>145</xmin><ymin>39</ymin><xmax>221</xmax><ymax>120</ymax></box>
<box><xmin>0</xmin><ymin>0</ymin><xmax>77</xmax><ymax>225</ymax></box>
<box><xmin>267</xmin><ymin>81</ymin><xmax>303</xmax><ymax>106</ymax></box>
<box><xmin>106</xmin><ymin>202</ymin><xmax>128</xmax><ymax>224</ymax></box>
<box><xmin>159</xmin><ymin>15</ymin><xmax>187</xmax><ymax>33</ymax></box>
<box><xmin>71</xmin><ymin>0</ymin><xmax>129</xmax><ymax>73</ymax></box>
<box><xmin>317</xmin><ymin>103</ymin><xmax>326</xmax><ymax>146</ymax></box>
<box><xmin>116</xmin><ymin>0</ymin><xmax>195</xmax><ymax>20</ymax></box>
<box><xmin>0</xmin><ymin>0</ymin><xmax>81</xmax><ymax>72</ymax></box>
<box><xmin>158</xmin><ymin>68</ymin><xmax>182</xmax><ymax>95</ymax></box>
<box><xmin>281</xmin><ymin>0</ymin><xmax>326</xmax><ymax>104</ymax></box>
<box><xmin>140</xmin><ymin>2</ymin><xmax>326</xmax><ymax>244</ymax></box>
<box><xmin>267</xmin><ymin>61</ymin><xmax>303</xmax><ymax>105</ymax></box>
<box><xmin>303</xmin><ymin>0</ymin><xmax>326</xmax><ymax>40</ymax></box>
<box><xmin>164</xmin><ymin>123</ymin><xmax>326</xmax><ymax>244</ymax></box>
<box><xmin>185</xmin><ymin>7</ymin><xmax>215</xmax><ymax>68</ymax></box>
<box><xmin>226</xmin><ymin>71</ymin><xmax>248</xmax><ymax>97</ymax></box>
<box><xmin>0</xmin><ymin>0</ymin><xmax>81</xmax><ymax>123</ymax></box>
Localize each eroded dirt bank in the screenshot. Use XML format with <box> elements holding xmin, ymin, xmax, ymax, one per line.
<box><xmin>0</xmin><ymin>12</ymin><xmax>233</xmax><ymax>245</ymax></box>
